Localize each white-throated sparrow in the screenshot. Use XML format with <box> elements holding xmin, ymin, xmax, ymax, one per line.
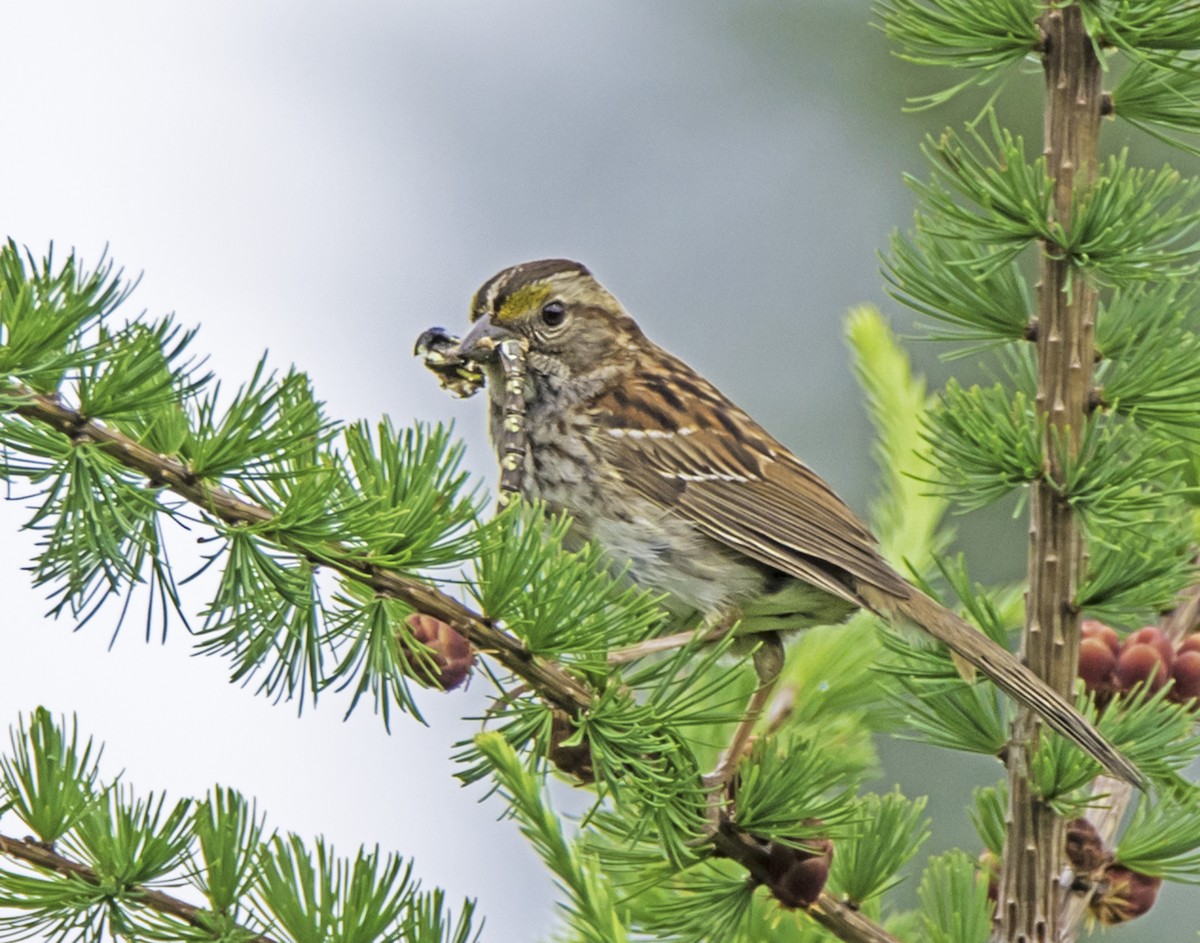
<box><xmin>417</xmin><ymin>258</ymin><xmax>1140</xmax><ymax>787</ymax></box>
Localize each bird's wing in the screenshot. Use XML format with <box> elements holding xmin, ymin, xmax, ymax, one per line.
<box><xmin>590</xmin><ymin>359</ymin><xmax>910</xmax><ymax>607</ymax></box>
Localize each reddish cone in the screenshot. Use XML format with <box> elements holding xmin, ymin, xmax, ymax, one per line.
<box><xmin>398</xmin><ymin>612</ymin><xmax>475</xmax><ymax>690</ymax></box>
<box><xmin>1115</xmin><ymin>643</ymin><xmax>1170</xmax><ymax>693</ymax></box>
<box><xmin>763</xmin><ymin>837</ymin><xmax>833</xmax><ymax>909</ymax></box>
<box><xmin>1092</xmin><ymin>866</ymin><xmax>1162</xmax><ymax>924</ymax></box>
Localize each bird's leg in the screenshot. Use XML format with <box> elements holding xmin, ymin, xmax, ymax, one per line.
<box><xmin>607</xmin><ymin>626</ymin><xmax>730</xmax><ymax>664</ymax></box>
<box><xmin>606</xmin><ymin>608</ymin><xmax>739</xmax><ymax>665</ymax></box>
<box><xmin>710</xmin><ymin>631</ymin><xmax>786</xmax><ymax>789</ymax></box>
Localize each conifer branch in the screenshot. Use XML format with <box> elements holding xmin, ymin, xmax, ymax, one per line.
<box><xmin>0</xmin><ymin>832</ymin><xmax>276</xmax><ymax>942</ymax></box>
<box><xmin>5</xmin><ymin>384</ymin><xmax>593</xmax><ymax>716</ymax></box>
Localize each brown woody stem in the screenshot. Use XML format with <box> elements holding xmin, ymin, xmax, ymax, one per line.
<box><xmin>996</xmin><ymin>5</ymin><xmax>1103</xmax><ymax>942</ymax></box>
<box><xmin>0</xmin><ymin>833</ymin><xmax>275</xmax><ymax>942</ymax></box>
<box><xmin>807</xmin><ymin>895</ymin><xmax>904</xmax><ymax>943</ymax></box>
<box><xmin>709</xmin><ymin>826</ymin><xmax>902</xmax><ymax>943</ymax></box>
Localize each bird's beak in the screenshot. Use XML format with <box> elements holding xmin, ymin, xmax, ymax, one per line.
<box><xmin>457</xmin><ymin>313</ymin><xmax>516</xmax><ymax>362</ymax></box>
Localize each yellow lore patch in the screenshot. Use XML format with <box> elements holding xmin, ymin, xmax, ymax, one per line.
<box><xmin>492</xmin><ymin>283</ymin><xmax>554</xmax><ymax>324</ymax></box>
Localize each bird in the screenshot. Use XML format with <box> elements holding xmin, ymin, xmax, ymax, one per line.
<box><xmin>420</xmin><ymin>257</ymin><xmax>1141</xmax><ymax>788</ymax></box>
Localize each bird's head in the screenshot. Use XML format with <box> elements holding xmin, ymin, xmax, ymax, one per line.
<box><xmin>457</xmin><ymin>260</ymin><xmax>640</xmax><ymax>378</ymax></box>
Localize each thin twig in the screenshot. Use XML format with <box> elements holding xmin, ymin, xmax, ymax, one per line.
<box><xmin>0</xmin><ymin>832</ymin><xmax>275</xmax><ymax>942</ymax></box>
<box><xmin>1161</xmin><ymin>571</ymin><xmax>1200</xmax><ymax>642</ymax></box>
<box><xmin>810</xmin><ymin>895</ymin><xmax>905</xmax><ymax>943</ymax></box>
<box><xmin>709</xmin><ymin>827</ymin><xmax>903</xmax><ymax>943</ymax></box>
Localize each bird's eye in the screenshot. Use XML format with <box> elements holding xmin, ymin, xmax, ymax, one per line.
<box><xmin>540</xmin><ymin>300</ymin><xmax>567</xmax><ymax>327</ymax></box>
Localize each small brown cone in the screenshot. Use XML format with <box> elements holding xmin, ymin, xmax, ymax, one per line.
<box><xmin>763</xmin><ymin>837</ymin><xmax>833</xmax><ymax>909</ymax></box>
<box><xmin>1092</xmin><ymin>866</ymin><xmax>1162</xmax><ymax>925</ymax></box>
<box><xmin>1078</xmin><ymin>638</ymin><xmax>1117</xmax><ymax>695</ymax></box>
<box><xmin>398</xmin><ymin>613</ymin><xmax>475</xmax><ymax>691</ymax></box>
<box><xmin>1115</xmin><ymin>643</ymin><xmax>1170</xmax><ymax>693</ymax></box>
<box><xmin>1065</xmin><ymin>818</ymin><xmax>1109</xmax><ymax>882</ymax></box>
<box><xmin>1170</xmin><ymin>650</ymin><xmax>1200</xmax><ymax>704</ymax></box>
<box><xmin>548</xmin><ymin>710</ymin><xmax>595</xmax><ymax>783</ymax></box>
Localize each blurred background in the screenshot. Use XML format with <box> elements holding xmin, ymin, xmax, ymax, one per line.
<box><xmin>0</xmin><ymin>2</ymin><xmax>1192</xmax><ymax>939</ymax></box>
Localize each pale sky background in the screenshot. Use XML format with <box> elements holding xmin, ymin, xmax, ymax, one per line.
<box><xmin>1</xmin><ymin>3</ymin><xmax>1193</xmax><ymax>941</ymax></box>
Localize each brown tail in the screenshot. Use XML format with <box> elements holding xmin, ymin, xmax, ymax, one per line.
<box><xmin>860</xmin><ymin>585</ymin><xmax>1144</xmax><ymax>789</ymax></box>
